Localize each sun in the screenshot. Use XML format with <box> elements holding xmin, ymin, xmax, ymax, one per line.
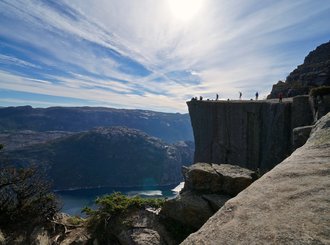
<box><xmin>168</xmin><ymin>0</ymin><xmax>204</xmax><ymax>21</ymax></box>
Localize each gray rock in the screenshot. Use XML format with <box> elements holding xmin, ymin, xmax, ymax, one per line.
<box><xmin>30</xmin><ymin>227</ymin><xmax>51</xmax><ymax>245</ymax></box>
<box><xmin>292</xmin><ymin>125</ymin><xmax>313</xmax><ymax>150</ymax></box>
<box><xmin>161</xmin><ymin>191</ymin><xmax>216</xmax><ymax>230</ymax></box>
<box><xmin>188</xmin><ymin>99</ymin><xmax>295</xmax><ymax>171</ymax></box>
<box><xmin>291</xmin><ymin>96</ymin><xmax>314</xmax><ymax>129</ymax></box>
<box><xmin>59</xmin><ymin>227</ymin><xmax>90</xmax><ymax>245</ymax></box>
<box><xmin>317</xmin><ymin>94</ymin><xmax>330</xmax><ymax>120</ymax></box>
<box><xmin>181</xmin><ymin>112</ymin><xmax>330</xmax><ymax>245</ymax></box>
<box><xmin>160</xmin><ymin>163</ymin><xmax>255</xmax><ymax>241</ymax></box>
<box><xmin>201</xmin><ymin>194</ymin><xmax>230</xmax><ymax>212</ymax></box>
<box><xmin>112</xmin><ymin>209</ymin><xmax>174</xmax><ymax>245</ymax></box>
<box><xmin>130</xmin><ymin>229</ymin><xmax>162</xmax><ymax>245</ymax></box>
<box><xmin>183</xmin><ymin>163</ymin><xmax>256</xmax><ymax>196</ymax></box>
<box><xmin>0</xmin><ymin>230</ymin><xmax>5</xmax><ymax>245</ymax></box>
<box><xmin>268</xmin><ymin>41</ymin><xmax>330</xmax><ymax>99</ymax></box>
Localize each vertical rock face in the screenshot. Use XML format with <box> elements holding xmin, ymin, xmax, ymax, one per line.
<box><xmin>188</xmin><ymin>98</ymin><xmax>313</xmax><ymax>171</ymax></box>
<box><xmin>181</xmin><ymin>112</ymin><xmax>330</xmax><ymax>245</ymax></box>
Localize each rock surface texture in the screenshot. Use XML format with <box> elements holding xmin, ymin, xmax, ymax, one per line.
<box><xmin>188</xmin><ymin>98</ymin><xmax>314</xmax><ymax>171</ymax></box>
<box><xmin>182</xmin><ymin>112</ymin><xmax>330</xmax><ymax>245</ymax></box>
<box><xmin>268</xmin><ymin>41</ymin><xmax>330</xmax><ymax>99</ymax></box>
<box><xmin>160</xmin><ymin>163</ymin><xmax>256</xmax><ymax>242</ymax></box>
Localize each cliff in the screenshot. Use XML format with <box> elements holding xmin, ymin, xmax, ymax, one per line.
<box><xmin>182</xmin><ymin>112</ymin><xmax>330</xmax><ymax>244</ymax></box>
<box><xmin>187</xmin><ymin>96</ymin><xmax>314</xmax><ymax>171</ymax></box>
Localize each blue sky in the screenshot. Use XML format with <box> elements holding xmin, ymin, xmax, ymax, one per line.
<box><xmin>0</xmin><ymin>0</ymin><xmax>329</xmax><ymax>112</ymax></box>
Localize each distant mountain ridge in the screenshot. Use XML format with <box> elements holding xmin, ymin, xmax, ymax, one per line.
<box><xmin>1</xmin><ymin>126</ymin><xmax>194</xmax><ymax>189</ymax></box>
<box><xmin>268</xmin><ymin>41</ymin><xmax>330</xmax><ymax>98</ymax></box>
<box><xmin>0</xmin><ymin>106</ymin><xmax>193</xmax><ymax>143</ymax></box>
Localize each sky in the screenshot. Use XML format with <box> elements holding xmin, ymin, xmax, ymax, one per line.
<box><xmin>0</xmin><ymin>0</ymin><xmax>329</xmax><ymax>113</ymax></box>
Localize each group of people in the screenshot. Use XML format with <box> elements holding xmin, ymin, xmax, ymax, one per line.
<box><xmin>239</xmin><ymin>91</ymin><xmax>259</xmax><ymax>100</ymax></box>
<box><xmin>191</xmin><ymin>91</ymin><xmax>284</xmax><ymax>102</ymax></box>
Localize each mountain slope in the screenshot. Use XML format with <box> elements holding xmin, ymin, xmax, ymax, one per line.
<box><xmin>268</xmin><ymin>41</ymin><xmax>330</xmax><ymax>98</ymax></box>
<box><xmin>1</xmin><ymin>127</ymin><xmax>193</xmax><ymax>189</ymax></box>
<box><xmin>0</xmin><ymin>106</ymin><xmax>193</xmax><ymax>143</ymax></box>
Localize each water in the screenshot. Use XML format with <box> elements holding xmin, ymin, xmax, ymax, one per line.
<box><xmin>55</xmin><ymin>182</ymin><xmax>184</xmax><ymax>216</ymax></box>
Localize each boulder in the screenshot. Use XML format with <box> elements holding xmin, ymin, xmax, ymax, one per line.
<box><xmin>201</xmin><ymin>194</ymin><xmax>231</xmax><ymax>212</ymax></box>
<box><xmin>160</xmin><ymin>163</ymin><xmax>255</xmax><ymax>243</ymax></box>
<box><xmin>109</xmin><ymin>209</ymin><xmax>175</xmax><ymax>245</ymax></box>
<box><xmin>30</xmin><ymin>227</ymin><xmax>51</xmax><ymax>245</ymax></box>
<box><xmin>183</xmin><ymin>163</ymin><xmax>257</xmax><ymax>196</ymax></box>
<box><xmin>59</xmin><ymin>227</ymin><xmax>90</xmax><ymax>245</ymax></box>
<box><xmin>161</xmin><ymin>191</ymin><xmax>218</xmax><ymax>230</ymax></box>
<box><xmin>182</xmin><ymin>113</ymin><xmax>330</xmax><ymax>245</ymax></box>
<box><xmin>292</xmin><ymin>125</ymin><xmax>313</xmax><ymax>150</ymax></box>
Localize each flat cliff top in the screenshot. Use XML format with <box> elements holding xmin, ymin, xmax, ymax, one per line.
<box><xmin>182</xmin><ymin>113</ymin><xmax>330</xmax><ymax>245</ymax></box>
<box><xmin>188</xmin><ymin>98</ymin><xmax>293</xmax><ymax>104</ymax></box>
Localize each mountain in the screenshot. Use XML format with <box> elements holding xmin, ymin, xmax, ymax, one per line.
<box><xmin>0</xmin><ymin>106</ymin><xmax>193</xmax><ymax>143</ymax></box>
<box><xmin>0</xmin><ymin>130</ymin><xmax>73</xmax><ymax>151</ymax></box>
<box><xmin>268</xmin><ymin>41</ymin><xmax>330</xmax><ymax>98</ymax></box>
<box><xmin>0</xmin><ymin>127</ymin><xmax>194</xmax><ymax>189</ymax></box>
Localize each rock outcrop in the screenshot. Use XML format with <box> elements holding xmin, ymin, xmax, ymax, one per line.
<box><xmin>292</xmin><ymin>125</ymin><xmax>313</xmax><ymax>150</ymax></box>
<box><xmin>182</xmin><ymin>112</ymin><xmax>330</xmax><ymax>245</ymax></box>
<box><xmin>160</xmin><ymin>163</ymin><xmax>256</xmax><ymax>242</ymax></box>
<box><xmin>182</xmin><ymin>163</ymin><xmax>257</xmax><ymax>196</ymax></box>
<box><xmin>268</xmin><ymin>41</ymin><xmax>330</xmax><ymax>99</ymax></box>
<box><xmin>188</xmin><ymin>98</ymin><xmax>314</xmax><ymax>171</ymax></box>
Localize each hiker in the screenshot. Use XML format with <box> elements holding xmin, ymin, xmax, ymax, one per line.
<box><xmin>278</xmin><ymin>92</ymin><xmax>283</xmax><ymax>102</ymax></box>
<box><xmin>239</xmin><ymin>92</ymin><xmax>242</xmax><ymax>100</ymax></box>
<box><xmin>199</xmin><ymin>96</ymin><xmax>203</xmax><ymax>101</ymax></box>
<box><xmin>216</xmin><ymin>94</ymin><xmax>219</xmax><ymax>100</ymax></box>
<box><xmin>255</xmin><ymin>92</ymin><xmax>259</xmax><ymax>100</ymax></box>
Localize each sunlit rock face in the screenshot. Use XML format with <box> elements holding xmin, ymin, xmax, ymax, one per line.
<box><xmin>160</xmin><ymin>163</ymin><xmax>256</xmax><ymax>242</ymax></box>
<box><xmin>182</xmin><ymin>112</ymin><xmax>330</xmax><ymax>245</ymax></box>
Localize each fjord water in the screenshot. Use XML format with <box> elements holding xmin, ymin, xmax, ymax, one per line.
<box><xmin>56</xmin><ymin>183</ymin><xmax>184</xmax><ymax>216</ymax></box>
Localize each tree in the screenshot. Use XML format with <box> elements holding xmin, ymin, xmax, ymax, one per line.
<box><xmin>0</xmin><ymin>144</ymin><xmax>59</xmax><ymax>226</ymax></box>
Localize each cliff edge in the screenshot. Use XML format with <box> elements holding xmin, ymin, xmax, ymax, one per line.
<box><xmin>182</xmin><ymin>112</ymin><xmax>330</xmax><ymax>245</ymax></box>
<box><xmin>187</xmin><ymin>97</ymin><xmax>314</xmax><ymax>171</ymax></box>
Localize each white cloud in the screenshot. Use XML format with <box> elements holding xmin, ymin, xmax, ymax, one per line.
<box><xmin>0</xmin><ymin>0</ymin><xmax>330</xmax><ymax>112</ymax></box>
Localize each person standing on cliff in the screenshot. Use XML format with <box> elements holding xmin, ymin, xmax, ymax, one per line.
<box><xmin>278</xmin><ymin>92</ymin><xmax>283</xmax><ymax>102</ymax></box>
<box><xmin>239</xmin><ymin>92</ymin><xmax>242</xmax><ymax>100</ymax></box>
<box><xmin>216</xmin><ymin>94</ymin><xmax>219</xmax><ymax>100</ymax></box>
<box><xmin>255</xmin><ymin>92</ymin><xmax>259</xmax><ymax>100</ymax></box>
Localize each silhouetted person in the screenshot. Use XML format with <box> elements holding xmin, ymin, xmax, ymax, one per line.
<box><xmin>239</xmin><ymin>91</ymin><xmax>242</xmax><ymax>100</ymax></box>
<box><xmin>199</xmin><ymin>96</ymin><xmax>203</xmax><ymax>101</ymax></box>
<box><xmin>278</xmin><ymin>92</ymin><xmax>283</xmax><ymax>102</ymax></box>
<box><xmin>216</xmin><ymin>94</ymin><xmax>219</xmax><ymax>100</ymax></box>
<box><xmin>255</xmin><ymin>92</ymin><xmax>259</xmax><ymax>100</ymax></box>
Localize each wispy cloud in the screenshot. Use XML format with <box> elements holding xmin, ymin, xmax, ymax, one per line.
<box><xmin>0</xmin><ymin>0</ymin><xmax>329</xmax><ymax>112</ymax></box>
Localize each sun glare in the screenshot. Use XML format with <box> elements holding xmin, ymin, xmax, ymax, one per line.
<box><xmin>168</xmin><ymin>0</ymin><xmax>204</xmax><ymax>21</ymax></box>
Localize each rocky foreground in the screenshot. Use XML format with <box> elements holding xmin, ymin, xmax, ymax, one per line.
<box><xmin>182</xmin><ymin>112</ymin><xmax>330</xmax><ymax>245</ymax></box>
<box><xmin>0</xmin><ymin>161</ymin><xmax>256</xmax><ymax>244</ymax></box>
